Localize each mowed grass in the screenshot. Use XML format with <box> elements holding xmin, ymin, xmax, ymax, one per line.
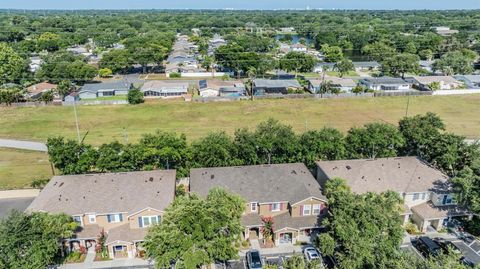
<box><xmin>0</xmin><ymin>95</ymin><xmax>479</xmax><ymax>146</ymax></box>
<box><xmin>0</xmin><ymin>148</ymin><xmax>53</xmax><ymax>190</ymax></box>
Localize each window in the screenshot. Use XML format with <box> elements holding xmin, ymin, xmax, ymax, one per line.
<box><xmin>271</xmin><ymin>203</ymin><xmax>281</xmax><ymax>212</ymax></box>
<box><xmin>421</xmin><ymin>193</ymin><xmax>427</xmax><ymax>200</ymax></box>
<box><xmin>303</xmin><ymin>204</ymin><xmax>312</xmax><ymax>216</ymax></box>
<box><xmin>413</xmin><ymin>193</ymin><xmax>419</xmax><ymax>201</ymax></box>
<box><xmin>139</xmin><ymin>216</ymin><xmax>161</xmax><ymax>228</ymax></box>
<box><xmin>442</xmin><ymin>195</ymin><xmax>453</xmax><ymax>205</ymax></box>
<box><xmin>88</xmin><ymin>214</ymin><xmax>96</xmax><ymax>223</ymax></box>
<box><xmin>312</xmin><ymin>204</ymin><xmax>321</xmax><ymax>215</ymax></box>
<box><xmin>107</xmin><ymin>214</ymin><xmax>123</xmax><ymax>223</ymax></box>
<box><xmin>250</xmin><ymin>203</ymin><xmax>257</xmax><ymax>212</ymax></box>
<box><xmin>73</xmin><ymin>216</ymin><xmax>82</xmax><ymax>226</ymax></box>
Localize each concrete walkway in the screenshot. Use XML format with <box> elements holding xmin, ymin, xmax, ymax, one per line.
<box><xmin>59</xmin><ymin>257</ymin><xmax>153</xmax><ymax>269</ymax></box>
<box><xmin>239</xmin><ymin>244</ymin><xmax>303</xmax><ymax>257</ymax></box>
<box><xmin>0</xmin><ymin>189</ymin><xmax>39</xmax><ymax>199</ymax></box>
<box><xmin>0</xmin><ymin>138</ymin><xmax>47</xmax><ymax>152</ymax></box>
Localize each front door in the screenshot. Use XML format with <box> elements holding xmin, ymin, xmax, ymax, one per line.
<box><xmin>279</xmin><ymin>233</ymin><xmax>292</xmax><ymax>244</ymax></box>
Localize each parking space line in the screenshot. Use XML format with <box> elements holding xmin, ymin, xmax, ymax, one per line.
<box><xmin>242</xmin><ymin>259</ymin><xmax>247</xmax><ymax>269</ymax></box>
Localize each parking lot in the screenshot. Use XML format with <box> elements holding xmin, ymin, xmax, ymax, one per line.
<box><xmin>0</xmin><ymin>197</ymin><xmax>34</xmax><ymax>219</ymax></box>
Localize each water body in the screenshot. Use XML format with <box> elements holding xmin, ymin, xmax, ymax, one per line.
<box><xmin>275</xmin><ymin>34</ymin><xmax>312</xmax><ymax>45</ymax></box>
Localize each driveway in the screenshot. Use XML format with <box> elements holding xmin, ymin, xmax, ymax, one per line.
<box><xmin>0</xmin><ymin>197</ymin><xmax>34</xmax><ymax>218</ymax></box>
<box><xmin>452</xmin><ymin>239</ymin><xmax>480</xmax><ymax>264</ymax></box>
<box><xmin>0</xmin><ymin>138</ymin><xmax>47</xmax><ymax>152</ymax></box>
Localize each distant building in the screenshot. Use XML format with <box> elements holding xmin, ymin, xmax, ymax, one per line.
<box><xmin>433</xmin><ymin>26</ymin><xmax>459</xmax><ymax>36</ymax></box>
<box><xmin>26</xmin><ymin>82</ymin><xmax>58</xmax><ymax>100</ymax></box>
<box><xmin>253</xmin><ymin>79</ymin><xmax>302</xmax><ymax>95</ymax></box>
<box><xmin>353</xmin><ymin>61</ymin><xmax>380</xmax><ymax>72</ymax></box>
<box><xmin>454</xmin><ymin>75</ymin><xmax>480</xmax><ymax>89</ymax></box>
<box><xmin>78</xmin><ymin>82</ymin><xmax>132</xmax><ymax>100</ymax></box>
<box><xmin>291</xmin><ymin>43</ymin><xmax>308</xmax><ymax>53</ymax></box>
<box><xmin>141</xmin><ymin>81</ymin><xmax>189</xmax><ymax>98</ymax></box>
<box><xmin>408</xmin><ymin>76</ymin><xmax>462</xmax><ymax>91</ymax></box>
<box><xmin>309</xmin><ymin>77</ymin><xmax>357</xmax><ymax>93</ymax></box>
<box><xmin>198</xmin><ymin>79</ymin><xmax>246</xmax><ymax>97</ymax></box>
<box><xmin>360</xmin><ymin>77</ymin><xmax>412</xmax><ymax>91</ymax></box>
<box><xmin>29</xmin><ymin>56</ymin><xmax>43</xmax><ymax>73</ymax></box>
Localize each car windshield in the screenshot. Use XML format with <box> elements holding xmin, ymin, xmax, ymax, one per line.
<box><xmin>310</xmin><ymin>253</ymin><xmax>319</xmax><ymax>257</ymax></box>
<box><xmin>250</xmin><ymin>252</ymin><xmax>262</xmax><ymax>268</ymax></box>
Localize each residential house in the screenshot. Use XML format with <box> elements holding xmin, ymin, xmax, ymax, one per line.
<box><xmin>26</xmin><ymin>82</ymin><xmax>58</xmax><ymax>100</ymax></box>
<box><xmin>64</xmin><ymin>92</ymin><xmax>80</xmax><ymax>103</ymax></box>
<box><xmin>198</xmin><ymin>79</ymin><xmax>245</xmax><ymax>97</ymax></box>
<box><xmin>360</xmin><ymin>77</ymin><xmax>412</xmax><ymax>91</ymax></box>
<box><xmin>189</xmin><ymin>163</ymin><xmax>328</xmax><ymax>246</ymax></box>
<box><xmin>26</xmin><ymin>170</ymin><xmax>176</xmax><ymax>259</ymax></box>
<box><xmin>454</xmin><ymin>75</ymin><xmax>480</xmax><ymax>89</ymax></box>
<box><xmin>67</xmin><ymin>45</ymin><xmax>93</xmax><ymax>58</ymax></box>
<box><xmin>78</xmin><ymin>82</ymin><xmax>132</xmax><ymax>100</ymax></box>
<box><xmin>291</xmin><ymin>43</ymin><xmax>308</xmax><ymax>53</ymax></box>
<box><xmin>419</xmin><ymin>60</ymin><xmax>435</xmax><ymax>73</ymax></box>
<box><xmin>141</xmin><ymin>80</ymin><xmax>189</xmax><ymax>98</ymax></box>
<box><xmin>433</xmin><ymin>27</ymin><xmax>459</xmax><ymax>37</ymax></box>
<box><xmin>308</xmin><ymin>77</ymin><xmax>357</xmax><ymax>93</ymax></box>
<box><xmin>253</xmin><ymin>79</ymin><xmax>302</xmax><ymax>95</ymax></box>
<box><xmin>208</xmin><ymin>34</ymin><xmax>227</xmax><ymax>55</ymax></box>
<box><xmin>316</xmin><ymin>157</ymin><xmax>471</xmax><ymax>233</ymax></box>
<box><xmin>314</xmin><ymin>63</ymin><xmax>335</xmax><ymax>73</ymax></box>
<box><xmin>353</xmin><ymin>61</ymin><xmax>380</xmax><ymax>72</ymax></box>
<box><xmin>409</xmin><ymin>76</ymin><xmax>463</xmax><ymax>91</ymax></box>
<box><xmin>29</xmin><ymin>56</ymin><xmax>42</xmax><ymax>73</ymax></box>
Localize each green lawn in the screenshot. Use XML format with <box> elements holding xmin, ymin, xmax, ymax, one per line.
<box><xmin>0</xmin><ymin>148</ymin><xmax>53</xmax><ymax>190</ymax></box>
<box><xmin>94</xmin><ymin>95</ymin><xmax>128</xmax><ymax>101</ymax></box>
<box><xmin>1</xmin><ymin>95</ymin><xmax>480</xmax><ymax>147</ymax></box>
<box><xmin>325</xmin><ymin>71</ymin><xmax>359</xmax><ymax>77</ymax></box>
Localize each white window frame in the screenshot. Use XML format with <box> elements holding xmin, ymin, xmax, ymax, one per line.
<box><xmin>142</xmin><ymin>215</ymin><xmax>159</xmax><ymax>227</ymax></box>
<box><xmin>250</xmin><ymin>202</ymin><xmax>258</xmax><ymax>212</ymax></box>
<box><xmin>303</xmin><ymin>204</ymin><xmax>312</xmax><ymax>216</ymax></box>
<box><xmin>88</xmin><ymin>214</ymin><xmax>96</xmax><ymax>224</ymax></box>
<box><xmin>271</xmin><ymin>203</ymin><xmax>281</xmax><ymax>212</ymax></box>
<box><xmin>312</xmin><ymin>204</ymin><xmax>321</xmax><ymax>215</ymax></box>
<box><xmin>110</xmin><ymin>214</ymin><xmax>121</xmax><ymax>223</ymax></box>
<box><xmin>72</xmin><ymin>215</ymin><xmax>83</xmax><ymax>226</ymax></box>
<box><xmin>412</xmin><ymin>193</ymin><xmax>420</xmax><ymax>201</ymax></box>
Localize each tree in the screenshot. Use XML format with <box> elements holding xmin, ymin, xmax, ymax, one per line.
<box><xmin>0</xmin><ymin>211</ymin><xmax>77</xmax><ymax>269</ymax></box>
<box><xmin>191</xmin><ymin>132</ymin><xmax>241</xmax><ymax>168</ymax></box>
<box><xmin>351</xmin><ymin>85</ymin><xmax>365</xmax><ymax>95</ymax></box>
<box><xmin>404</xmin><ymin>42</ymin><xmax>417</xmax><ymax>54</ymax></box>
<box><xmin>0</xmin><ymin>43</ymin><xmax>26</xmax><ymax>85</ymax></box>
<box><xmin>318</xmin><ymin>178</ymin><xmax>404</xmax><ymax>269</ymax></box>
<box><xmin>362</xmin><ymin>42</ymin><xmax>396</xmax><ymax>62</ymax></box>
<box><xmin>46</xmin><ymin>137</ymin><xmax>98</xmax><ymax>174</ymax></box>
<box><xmin>0</xmin><ymin>88</ymin><xmax>23</xmax><ymax>105</ymax></box>
<box><xmin>419</xmin><ymin>49</ymin><xmax>434</xmax><ymax>61</ymax></box>
<box><xmin>37</xmin><ymin>51</ymin><xmax>96</xmax><ymax>83</ymax></box>
<box><xmin>398</xmin><ymin>112</ymin><xmax>445</xmax><ymax>157</ymax></box>
<box><xmin>299</xmin><ymin>128</ymin><xmax>346</xmax><ymax>168</ymax></box>
<box><xmin>57</xmin><ymin>80</ymin><xmax>73</xmax><ymax>98</ymax></box>
<box><xmin>39</xmin><ymin>90</ymin><xmax>54</xmax><ymax>104</ymax></box>
<box><xmin>433</xmin><ymin>49</ymin><xmax>478</xmax><ymax>75</ymax></box>
<box><xmin>98</xmin><ymin>68</ymin><xmax>113</xmax><ymax>78</ymax></box>
<box><xmin>36</xmin><ymin>32</ymin><xmax>61</xmax><ymax>52</ymax></box>
<box><xmin>144</xmin><ymin>188</ymin><xmax>245</xmax><ymax>269</ymax></box>
<box><xmin>99</xmin><ymin>49</ymin><xmax>131</xmax><ymax>74</ymax></box>
<box><xmin>334</xmin><ymin>58</ymin><xmax>354</xmax><ymax>77</ymax></box>
<box><xmin>253</xmin><ymin>119</ymin><xmax>299</xmax><ymax>164</ymax></box>
<box><xmin>321</xmin><ymin>44</ymin><xmax>344</xmax><ymax>62</ymax></box>
<box><xmin>345</xmin><ymin>123</ymin><xmax>405</xmax><ymax>159</ymax></box>
<box><xmin>127</xmin><ymin>89</ymin><xmax>144</xmax><ymax>105</ymax></box>
<box><xmin>452</xmin><ymin>167</ymin><xmax>480</xmax><ymax>214</ymax></box>
<box><xmin>279</xmin><ymin>52</ymin><xmax>316</xmax><ymax>77</ymax></box>
<box><xmin>381</xmin><ymin>53</ymin><xmax>420</xmax><ymax>78</ymax></box>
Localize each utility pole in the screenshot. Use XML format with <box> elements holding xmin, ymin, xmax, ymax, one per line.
<box><xmin>123</xmin><ymin>127</ymin><xmax>129</xmax><ymax>144</ymax></box>
<box><xmin>405</xmin><ymin>95</ymin><xmax>411</xmax><ymax>117</ymax></box>
<box><xmin>73</xmin><ymin>100</ymin><xmax>81</xmax><ymax>143</ymax></box>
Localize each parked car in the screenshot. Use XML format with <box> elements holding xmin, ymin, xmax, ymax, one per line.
<box><xmin>461</xmin><ymin>257</ymin><xmax>475</xmax><ymax>268</ymax></box>
<box><xmin>247</xmin><ymin>250</ymin><xmax>263</xmax><ymax>269</ymax></box>
<box><xmin>412</xmin><ymin>236</ymin><xmax>442</xmax><ymax>258</ymax></box>
<box><xmin>323</xmin><ymin>255</ymin><xmax>339</xmax><ymax>269</ymax></box>
<box><xmin>462</xmin><ymin>233</ymin><xmax>475</xmax><ymax>244</ymax></box>
<box><xmin>434</xmin><ymin>239</ymin><xmax>461</xmax><ymax>255</ymax></box>
<box><xmin>304</xmin><ymin>247</ymin><xmax>321</xmax><ymax>262</ymax></box>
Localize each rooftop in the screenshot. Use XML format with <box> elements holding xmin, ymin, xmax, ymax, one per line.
<box><xmin>411</xmin><ymin>76</ymin><xmax>460</xmax><ymax>85</ymax></box>
<box><xmin>310</xmin><ymin>77</ymin><xmax>356</xmax><ymax>87</ymax></box>
<box><xmin>141</xmin><ymin>80</ymin><xmax>190</xmax><ymax>91</ymax></box>
<box><xmin>190</xmin><ymin>163</ymin><xmax>326</xmax><ymax>204</ymax></box>
<box><xmin>361</xmin><ymin>77</ymin><xmax>409</xmax><ymax>85</ymax></box>
<box><xmin>27</xmin><ymin>170</ymin><xmax>176</xmax><ymax>216</ymax></box>
<box><xmin>316</xmin><ymin>157</ymin><xmax>449</xmax><ymax>194</ymax></box>
<box><xmin>411</xmin><ymin>202</ymin><xmax>469</xmax><ymax>220</ymax></box>
<box><xmin>27</xmin><ymin>82</ymin><xmax>57</xmax><ymax>94</ymax></box>
<box><xmin>80</xmin><ymin>82</ymin><xmax>131</xmax><ymax>93</ymax></box>
<box><xmin>253</xmin><ymin>79</ymin><xmax>301</xmax><ymax>88</ymax></box>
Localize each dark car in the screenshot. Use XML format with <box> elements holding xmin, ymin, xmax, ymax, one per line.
<box><xmin>247</xmin><ymin>250</ymin><xmax>263</xmax><ymax>269</ymax></box>
<box><xmin>413</xmin><ymin>237</ymin><xmax>442</xmax><ymax>258</ymax></box>
<box><xmin>323</xmin><ymin>255</ymin><xmax>339</xmax><ymax>269</ymax></box>
<box><xmin>461</xmin><ymin>257</ymin><xmax>475</xmax><ymax>268</ymax></box>
<box><xmin>434</xmin><ymin>239</ymin><xmax>461</xmax><ymax>255</ymax></box>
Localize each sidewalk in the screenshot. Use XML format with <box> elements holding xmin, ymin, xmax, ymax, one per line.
<box><xmin>59</xmin><ymin>258</ymin><xmax>153</xmax><ymax>269</ymax></box>
<box><xmin>239</xmin><ymin>244</ymin><xmax>303</xmax><ymax>257</ymax></box>
<box><xmin>0</xmin><ymin>138</ymin><xmax>47</xmax><ymax>152</ymax></box>
<box><xmin>0</xmin><ymin>189</ymin><xmax>39</xmax><ymax>199</ymax></box>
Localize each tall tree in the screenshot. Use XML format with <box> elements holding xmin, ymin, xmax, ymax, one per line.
<box><xmin>362</xmin><ymin>42</ymin><xmax>396</xmax><ymax>62</ymax></box>
<box><xmin>0</xmin><ymin>43</ymin><xmax>26</xmax><ymax>84</ymax></box>
<box><xmin>191</xmin><ymin>132</ymin><xmax>241</xmax><ymax>168</ymax></box>
<box><xmin>299</xmin><ymin>128</ymin><xmax>346</xmax><ymax>168</ymax></box>
<box><xmin>279</xmin><ymin>52</ymin><xmax>317</xmax><ymax>77</ymax></box>
<box><xmin>46</xmin><ymin>137</ymin><xmax>98</xmax><ymax>174</ymax></box>
<box><xmin>381</xmin><ymin>53</ymin><xmax>420</xmax><ymax>78</ymax></box>
<box><xmin>321</xmin><ymin>44</ymin><xmax>344</xmax><ymax>62</ymax></box>
<box><xmin>144</xmin><ymin>188</ymin><xmax>245</xmax><ymax>269</ymax></box>
<box><xmin>334</xmin><ymin>58</ymin><xmax>354</xmax><ymax>77</ymax></box>
<box><xmin>433</xmin><ymin>49</ymin><xmax>478</xmax><ymax>75</ymax></box>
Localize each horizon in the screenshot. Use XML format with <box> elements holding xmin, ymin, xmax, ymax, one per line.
<box><xmin>1</xmin><ymin>0</ymin><xmax>479</xmax><ymax>11</ymax></box>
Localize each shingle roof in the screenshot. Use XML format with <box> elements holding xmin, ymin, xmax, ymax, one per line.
<box><xmin>74</xmin><ymin>224</ymin><xmax>101</xmax><ymax>240</ymax></box>
<box><xmin>241</xmin><ymin>213</ymin><xmax>263</xmax><ymax>227</ymax></box>
<box><xmin>27</xmin><ymin>82</ymin><xmax>57</xmax><ymax>94</ymax></box>
<box><xmin>273</xmin><ymin>212</ymin><xmax>323</xmax><ymax>230</ymax></box>
<box><xmin>361</xmin><ymin>77</ymin><xmax>409</xmax><ymax>85</ymax></box>
<box><xmin>190</xmin><ymin>163</ymin><xmax>326</xmax><ymax>204</ymax></box>
<box><xmin>253</xmin><ymin>79</ymin><xmax>301</xmax><ymax>88</ymax></box>
<box><xmin>411</xmin><ymin>202</ymin><xmax>470</xmax><ymax>220</ymax></box>
<box><xmin>316</xmin><ymin>157</ymin><xmax>448</xmax><ymax>194</ymax></box>
<box><xmin>105</xmin><ymin>224</ymin><xmax>147</xmax><ymax>244</ymax></box>
<box><xmin>27</xmin><ymin>170</ymin><xmax>176</xmax><ymax>216</ymax></box>
<box><xmin>411</xmin><ymin>76</ymin><xmax>460</xmax><ymax>85</ymax></box>
<box><xmin>310</xmin><ymin>77</ymin><xmax>356</xmax><ymax>88</ymax></box>
<box><xmin>353</xmin><ymin>61</ymin><xmax>380</xmax><ymax>68</ymax></box>
<box><xmin>80</xmin><ymin>82</ymin><xmax>131</xmax><ymax>93</ymax></box>
<box><xmin>141</xmin><ymin>81</ymin><xmax>190</xmax><ymax>92</ymax></box>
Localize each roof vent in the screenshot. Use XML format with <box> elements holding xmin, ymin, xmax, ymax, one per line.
<box><xmin>59</xmin><ymin>182</ymin><xmax>64</xmax><ymax>187</ymax></box>
<box><xmin>149</xmin><ymin>177</ymin><xmax>154</xmax><ymax>182</ymax></box>
<box><xmin>346</xmin><ymin>165</ymin><xmax>351</xmax><ymax>170</ymax></box>
<box><xmin>211</xmin><ymin>174</ymin><xmax>215</xmax><ymax>179</ymax></box>
<box><xmin>291</xmin><ymin>170</ymin><xmax>297</xmax><ymax>175</ymax></box>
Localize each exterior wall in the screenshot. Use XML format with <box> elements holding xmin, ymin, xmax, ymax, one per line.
<box><xmin>411</xmin><ymin>211</ymin><xmax>428</xmax><ymax>233</ymax></box>
<box><xmin>199</xmin><ymin>89</ymin><xmax>219</xmax><ymax>97</ymax></box>
<box><xmin>432</xmin><ymin>89</ymin><xmax>480</xmax><ymax>95</ymax></box>
<box><xmin>258</xmin><ymin>202</ymin><xmax>289</xmax><ymax>217</ymax></box>
<box><xmin>403</xmin><ymin>192</ymin><xmax>431</xmax><ymax>207</ymax></box>
<box><xmin>245</xmin><ymin>202</ymin><xmax>259</xmax><ymax>215</ymax></box>
<box><xmin>128</xmin><ymin>208</ymin><xmax>163</xmax><ymax>229</ymax></box>
<box><xmin>275</xmin><ymin>229</ymin><xmax>299</xmax><ymax>246</ymax></box>
<box><xmin>115</xmin><ymin>90</ymin><xmax>130</xmax><ymax>96</ymax></box>
<box><xmin>291</xmin><ymin>198</ymin><xmax>327</xmax><ymax>217</ymax></box>
<box><xmin>431</xmin><ymin>193</ymin><xmax>456</xmax><ymax>207</ymax></box>
<box><xmin>80</xmin><ymin>213</ymin><xmax>128</xmax><ymax>231</ymax></box>
<box><xmin>108</xmin><ymin>242</ymin><xmax>134</xmax><ymax>259</ymax></box>
<box><xmin>79</xmin><ymin>92</ymin><xmax>97</xmax><ymax>99</ymax></box>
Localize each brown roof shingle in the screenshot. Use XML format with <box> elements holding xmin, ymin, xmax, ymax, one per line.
<box><xmin>316</xmin><ymin>157</ymin><xmax>448</xmax><ymax>194</ymax></box>
<box><xmin>27</xmin><ymin>170</ymin><xmax>176</xmax><ymax>216</ymax></box>
<box><xmin>190</xmin><ymin>163</ymin><xmax>326</xmax><ymax>204</ymax></box>
<box><xmin>105</xmin><ymin>224</ymin><xmax>147</xmax><ymax>244</ymax></box>
<box><xmin>411</xmin><ymin>202</ymin><xmax>470</xmax><ymax>220</ymax></box>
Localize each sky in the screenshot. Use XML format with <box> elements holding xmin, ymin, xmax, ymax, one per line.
<box><xmin>1</xmin><ymin>0</ymin><xmax>479</xmax><ymax>10</ymax></box>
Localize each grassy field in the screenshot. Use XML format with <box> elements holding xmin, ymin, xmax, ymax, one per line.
<box><xmin>0</xmin><ymin>148</ymin><xmax>53</xmax><ymax>190</ymax></box>
<box><xmin>0</xmin><ymin>95</ymin><xmax>479</xmax><ymax>146</ymax></box>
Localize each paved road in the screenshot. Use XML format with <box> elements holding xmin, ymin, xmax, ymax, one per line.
<box><xmin>0</xmin><ymin>138</ymin><xmax>47</xmax><ymax>152</ymax></box>
<box><xmin>0</xmin><ymin>197</ymin><xmax>35</xmax><ymax>218</ymax></box>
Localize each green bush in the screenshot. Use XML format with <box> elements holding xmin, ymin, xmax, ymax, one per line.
<box><xmin>127</xmin><ymin>89</ymin><xmax>144</xmax><ymax>105</ymax></box>
<box><xmin>169</xmin><ymin>72</ymin><xmax>181</xmax><ymax>78</ymax></box>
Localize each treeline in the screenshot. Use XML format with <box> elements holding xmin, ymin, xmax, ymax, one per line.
<box><xmin>47</xmin><ymin>112</ymin><xmax>479</xmax><ymax>179</ymax></box>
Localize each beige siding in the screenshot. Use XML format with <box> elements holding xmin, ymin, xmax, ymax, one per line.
<box><xmin>259</xmin><ymin>202</ymin><xmax>288</xmax><ymax>216</ymax></box>
<box><xmin>244</xmin><ymin>202</ymin><xmax>259</xmax><ymax>215</ymax></box>
<box><xmin>79</xmin><ymin>214</ymin><xmax>127</xmax><ymax>231</ymax></box>
<box><xmin>128</xmin><ymin>208</ymin><xmax>163</xmax><ymax>229</ymax></box>
<box><xmin>404</xmin><ymin>192</ymin><xmax>430</xmax><ymax>207</ymax></box>
<box><xmin>291</xmin><ymin>198</ymin><xmax>327</xmax><ymax>217</ymax></box>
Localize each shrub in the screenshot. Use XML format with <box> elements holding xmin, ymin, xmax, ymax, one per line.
<box><xmin>127</xmin><ymin>89</ymin><xmax>144</xmax><ymax>105</ymax></box>
<box><xmin>169</xmin><ymin>72</ymin><xmax>181</xmax><ymax>78</ymax></box>
<box><xmin>98</xmin><ymin>68</ymin><xmax>113</xmax><ymax>78</ymax></box>
<box><xmin>405</xmin><ymin>222</ymin><xmax>419</xmax><ymax>234</ymax></box>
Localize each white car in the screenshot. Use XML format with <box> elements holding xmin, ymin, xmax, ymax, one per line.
<box><xmin>303</xmin><ymin>247</ymin><xmax>321</xmax><ymax>262</ymax></box>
